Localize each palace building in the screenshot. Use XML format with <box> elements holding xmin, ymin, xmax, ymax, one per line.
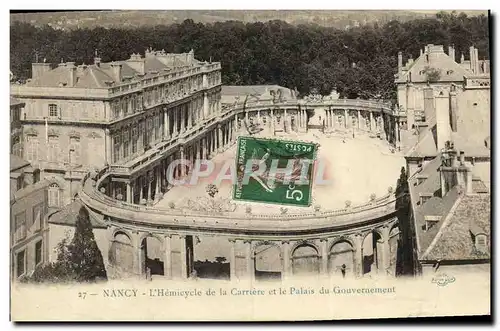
<box><xmin>11</xmin><ymin>49</ymin><xmax>223</xmax><ymax>206</ymax></box>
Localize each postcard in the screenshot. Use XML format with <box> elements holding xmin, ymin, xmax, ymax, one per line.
<box><xmin>9</xmin><ymin>9</ymin><xmax>491</xmax><ymax>321</ymax></box>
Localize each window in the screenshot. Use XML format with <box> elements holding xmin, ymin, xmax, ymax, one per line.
<box><xmin>14</xmin><ymin>212</ymin><xmax>26</xmax><ymax>242</ymax></box>
<box><xmin>32</xmin><ymin>203</ymin><xmax>43</xmax><ymax>232</ymax></box>
<box><xmin>25</xmin><ymin>135</ymin><xmax>39</xmax><ymax>162</ymax></box>
<box><xmin>113</xmin><ymin>134</ymin><xmax>121</xmax><ymax>163</ymax></box>
<box><xmin>48</xmin><ymin>183</ymin><xmax>60</xmax><ymax>207</ymax></box>
<box><xmin>131</xmin><ymin>126</ymin><xmax>138</xmax><ymax>154</ymax></box>
<box><xmin>35</xmin><ymin>240</ymin><xmax>43</xmax><ymax>266</ymax></box>
<box><xmin>475</xmin><ymin>234</ymin><xmax>487</xmax><ymax>253</ymax></box>
<box><xmin>112</xmin><ymin>100</ymin><xmax>120</xmax><ymax>119</ymax></box>
<box><xmin>16</xmin><ymin>250</ymin><xmax>26</xmax><ymax>278</ymax></box>
<box><xmin>16</xmin><ymin>175</ymin><xmax>24</xmax><ymax>191</ymax></box>
<box><xmin>48</xmin><ymin>104</ymin><xmax>58</xmax><ymax>117</ymax></box>
<box><xmin>69</xmin><ymin>137</ymin><xmax>81</xmax><ymax>165</ymax></box>
<box><xmin>47</xmin><ymin>136</ymin><xmax>59</xmax><ymax>162</ymax></box>
<box><xmin>123</xmin><ymin>129</ymin><xmax>130</xmax><ymax>159</ymax></box>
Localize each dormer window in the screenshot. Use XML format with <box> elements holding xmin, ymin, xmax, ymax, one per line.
<box><xmin>419</xmin><ymin>193</ymin><xmax>433</xmax><ymax>205</ymax></box>
<box><xmin>446</xmin><ymin>70</ymin><xmax>454</xmax><ymax>75</ymax></box>
<box><xmin>424</xmin><ymin>215</ymin><xmax>441</xmax><ymax>231</ymax></box>
<box><xmin>475</xmin><ymin>234</ymin><xmax>488</xmax><ymax>253</ymax></box>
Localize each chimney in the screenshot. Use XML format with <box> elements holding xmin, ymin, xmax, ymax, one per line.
<box><xmin>423</xmin><ymin>85</ymin><xmax>434</xmax><ymax>123</ymax></box>
<box><xmin>406</xmin><ymin>83</ymin><xmax>415</xmax><ymax>130</ymax></box>
<box><xmin>435</xmin><ymin>90</ymin><xmax>452</xmax><ymax>151</ymax></box>
<box><xmin>66</xmin><ymin>62</ymin><xmax>77</xmax><ymax>87</ymax></box>
<box><xmin>460</xmin><ymin>53</ymin><xmax>465</xmax><ymax>63</ymax></box>
<box><xmin>439</xmin><ymin>143</ymin><xmax>458</xmax><ymax>197</ymax></box>
<box><xmin>448</xmin><ymin>45</ymin><xmax>455</xmax><ymax>62</ymax></box>
<box><xmin>31</xmin><ymin>62</ymin><xmax>51</xmax><ymax>80</ymax></box>
<box><xmin>398</xmin><ymin>51</ymin><xmax>403</xmax><ymax>74</ymax></box>
<box><xmin>126</xmin><ymin>53</ymin><xmax>145</xmax><ymax>75</ymax></box>
<box><xmin>110</xmin><ymin>62</ymin><xmax>122</xmax><ymax>83</ymax></box>
<box><xmin>449</xmin><ymin>85</ymin><xmax>458</xmax><ymax>132</ymax></box>
<box><xmin>469</xmin><ymin>46</ymin><xmax>476</xmax><ymax>74</ymax></box>
<box><xmin>420</xmin><ymin>49</ymin><xmax>423</xmax><ymax>57</ymax></box>
<box><xmin>94</xmin><ymin>56</ymin><xmax>101</xmax><ymax>67</ymax></box>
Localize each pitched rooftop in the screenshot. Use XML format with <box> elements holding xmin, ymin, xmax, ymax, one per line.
<box><xmin>25</xmin><ymin>48</ymin><xmax>204</xmax><ymax>89</ymax></box>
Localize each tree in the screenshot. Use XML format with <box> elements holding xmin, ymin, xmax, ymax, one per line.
<box><xmin>22</xmin><ymin>207</ymin><xmax>107</xmax><ymax>284</ymax></box>
<box><xmin>67</xmin><ymin>207</ymin><xmax>107</xmax><ymax>282</ymax></box>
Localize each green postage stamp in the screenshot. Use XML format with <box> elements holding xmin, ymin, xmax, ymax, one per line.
<box><xmin>233</xmin><ymin>136</ymin><xmax>318</xmax><ymax>207</ymax></box>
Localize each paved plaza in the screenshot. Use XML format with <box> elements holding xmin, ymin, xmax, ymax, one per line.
<box><xmin>157</xmin><ymin>131</ymin><xmax>405</xmax><ymax>214</ymax></box>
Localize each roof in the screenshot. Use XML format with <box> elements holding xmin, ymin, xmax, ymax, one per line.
<box><xmin>397</xmin><ymin>44</ymin><xmax>471</xmax><ymax>84</ymax></box>
<box><xmin>25</xmin><ymin>50</ymin><xmax>207</xmax><ymax>89</ymax></box>
<box><xmin>48</xmin><ymin>199</ymin><xmax>106</xmax><ymax>228</ymax></box>
<box><xmin>10</xmin><ymin>154</ymin><xmax>30</xmax><ymax>172</ymax></box>
<box><xmin>409</xmin><ymin>153</ymin><xmax>491</xmax><ymax>262</ymax></box>
<box><xmin>13</xmin><ymin>176</ymin><xmax>65</xmax><ymax>200</ymax></box>
<box><xmin>10</xmin><ymin>97</ymin><xmax>24</xmax><ymax>107</ymax></box>
<box><xmin>423</xmin><ymin>194</ymin><xmax>490</xmax><ymax>261</ymax></box>
<box><xmin>406</xmin><ymin>126</ymin><xmax>490</xmax><ymax>159</ymax></box>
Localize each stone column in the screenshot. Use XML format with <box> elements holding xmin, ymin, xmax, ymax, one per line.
<box><xmin>179</xmin><ymin>147</ymin><xmax>185</xmax><ymax>177</ymax></box>
<box><xmin>164</xmin><ymin>108</ymin><xmax>169</xmax><ymax>139</ymax></box>
<box><xmin>131</xmin><ymin>180</ymin><xmax>135</xmax><ymax>203</ymax></box>
<box><xmin>354</xmin><ymin>233</ymin><xmax>364</xmax><ymax>277</ymax></box>
<box><xmin>134</xmin><ymin>232</ymin><xmax>144</xmax><ymax>278</ymax></box>
<box><xmin>126</xmin><ymin>182</ymin><xmax>132</xmax><ymax>203</ymax></box>
<box><xmin>155</xmin><ymin>166</ymin><xmax>160</xmax><ymax>198</ymax></box>
<box><xmin>187</xmin><ymin>103</ymin><xmax>192</xmax><ymax>130</ymax></box>
<box><xmin>203</xmin><ymin>92</ymin><xmax>209</xmax><ymax>118</ymax></box>
<box><xmin>217</xmin><ymin>125</ymin><xmax>222</xmax><ymax>151</ymax></box>
<box><xmin>245</xmin><ymin>240</ymin><xmax>254</xmax><ymax>282</ymax></box>
<box><xmin>172</xmin><ymin>109</ymin><xmax>178</xmax><ymax>136</ymax></box>
<box><xmin>379</xmin><ymin>226</ymin><xmax>391</xmax><ymax>275</ymax></box>
<box><xmin>270</xmin><ymin>109</ymin><xmax>275</xmax><ymax>134</ymax></box>
<box><xmin>344</xmin><ymin>109</ymin><xmax>349</xmax><ymax>128</ymax></box>
<box><xmin>147</xmin><ymin>171</ymin><xmax>152</xmax><ymax>201</ymax></box>
<box><xmin>282</xmin><ymin>241</ymin><xmax>291</xmax><ymax>281</ymax></box>
<box><xmin>139</xmin><ymin>176</ymin><xmax>143</xmax><ymax>201</ymax></box>
<box><xmin>357</xmin><ymin>110</ymin><xmax>362</xmax><ymax>130</ymax></box>
<box><xmin>179</xmin><ymin>235</ymin><xmax>188</xmax><ymax>279</ymax></box>
<box><xmin>369</xmin><ymin>111</ymin><xmax>374</xmax><ymax>132</ymax></box>
<box><xmin>164</xmin><ymin>234</ymin><xmax>172</xmax><ymax>279</ymax></box>
<box><xmin>229</xmin><ymin>239</ymin><xmax>237</xmax><ymax>281</ymax></box>
<box><xmin>320</xmin><ymin>239</ymin><xmax>328</xmax><ymax>275</ymax></box>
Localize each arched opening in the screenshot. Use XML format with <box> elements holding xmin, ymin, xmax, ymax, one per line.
<box><xmin>328</xmin><ymin>240</ymin><xmax>355</xmax><ymax>278</ymax></box>
<box><xmin>254</xmin><ymin>243</ymin><xmax>282</xmax><ymax>281</ymax></box>
<box><xmin>362</xmin><ymin>231</ymin><xmax>383</xmax><ymax>276</ymax></box>
<box><xmin>109</xmin><ymin>231</ymin><xmax>134</xmax><ymax>274</ymax></box>
<box><xmin>291</xmin><ymin>244</ymin><xmax>320</xmax><ymax>275</ymax></box>
<box><xmin>141</xmin><ymin>235</ymin><xmax>164</xmax><ymax>277</ymax></box>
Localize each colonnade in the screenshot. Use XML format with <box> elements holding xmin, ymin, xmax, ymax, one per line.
<box><xmin>107</xmin><ymin>221</ymin><xmax>399</xmax><ymax>281</ymax></box>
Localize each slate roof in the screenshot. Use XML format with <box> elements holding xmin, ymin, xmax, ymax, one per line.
<box><xmin>48</xmin><ymin>199</ymin><xmax>106</xmax><ymax>229</ymax></box>
<box><xmin>409</xmin><ymin>154</ymin><xmax>491</xmax><ymax>262</ymax></box>
<box><xmin>398</xmin><ymin>45</ymin><xmax>471</xmax><ymax>83</ymax></box>
<box><xmin>10</xmin><ymin>154</ymin><xmax>30</xmax><ymax>172</ymax></box>
<box><xmin>10</xmin><ymin>97</ymin><xmax>24</xmax><ymax>107</ymax></box>
<box><xmin>423</xmin><ymin>194</ymin><xmax>490</xmax><ymax>261</ymax></box>
<box><xmin>26</xmin><ymin>51</ymin><xmax>203</xmax><ymax>89</ymax></box>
